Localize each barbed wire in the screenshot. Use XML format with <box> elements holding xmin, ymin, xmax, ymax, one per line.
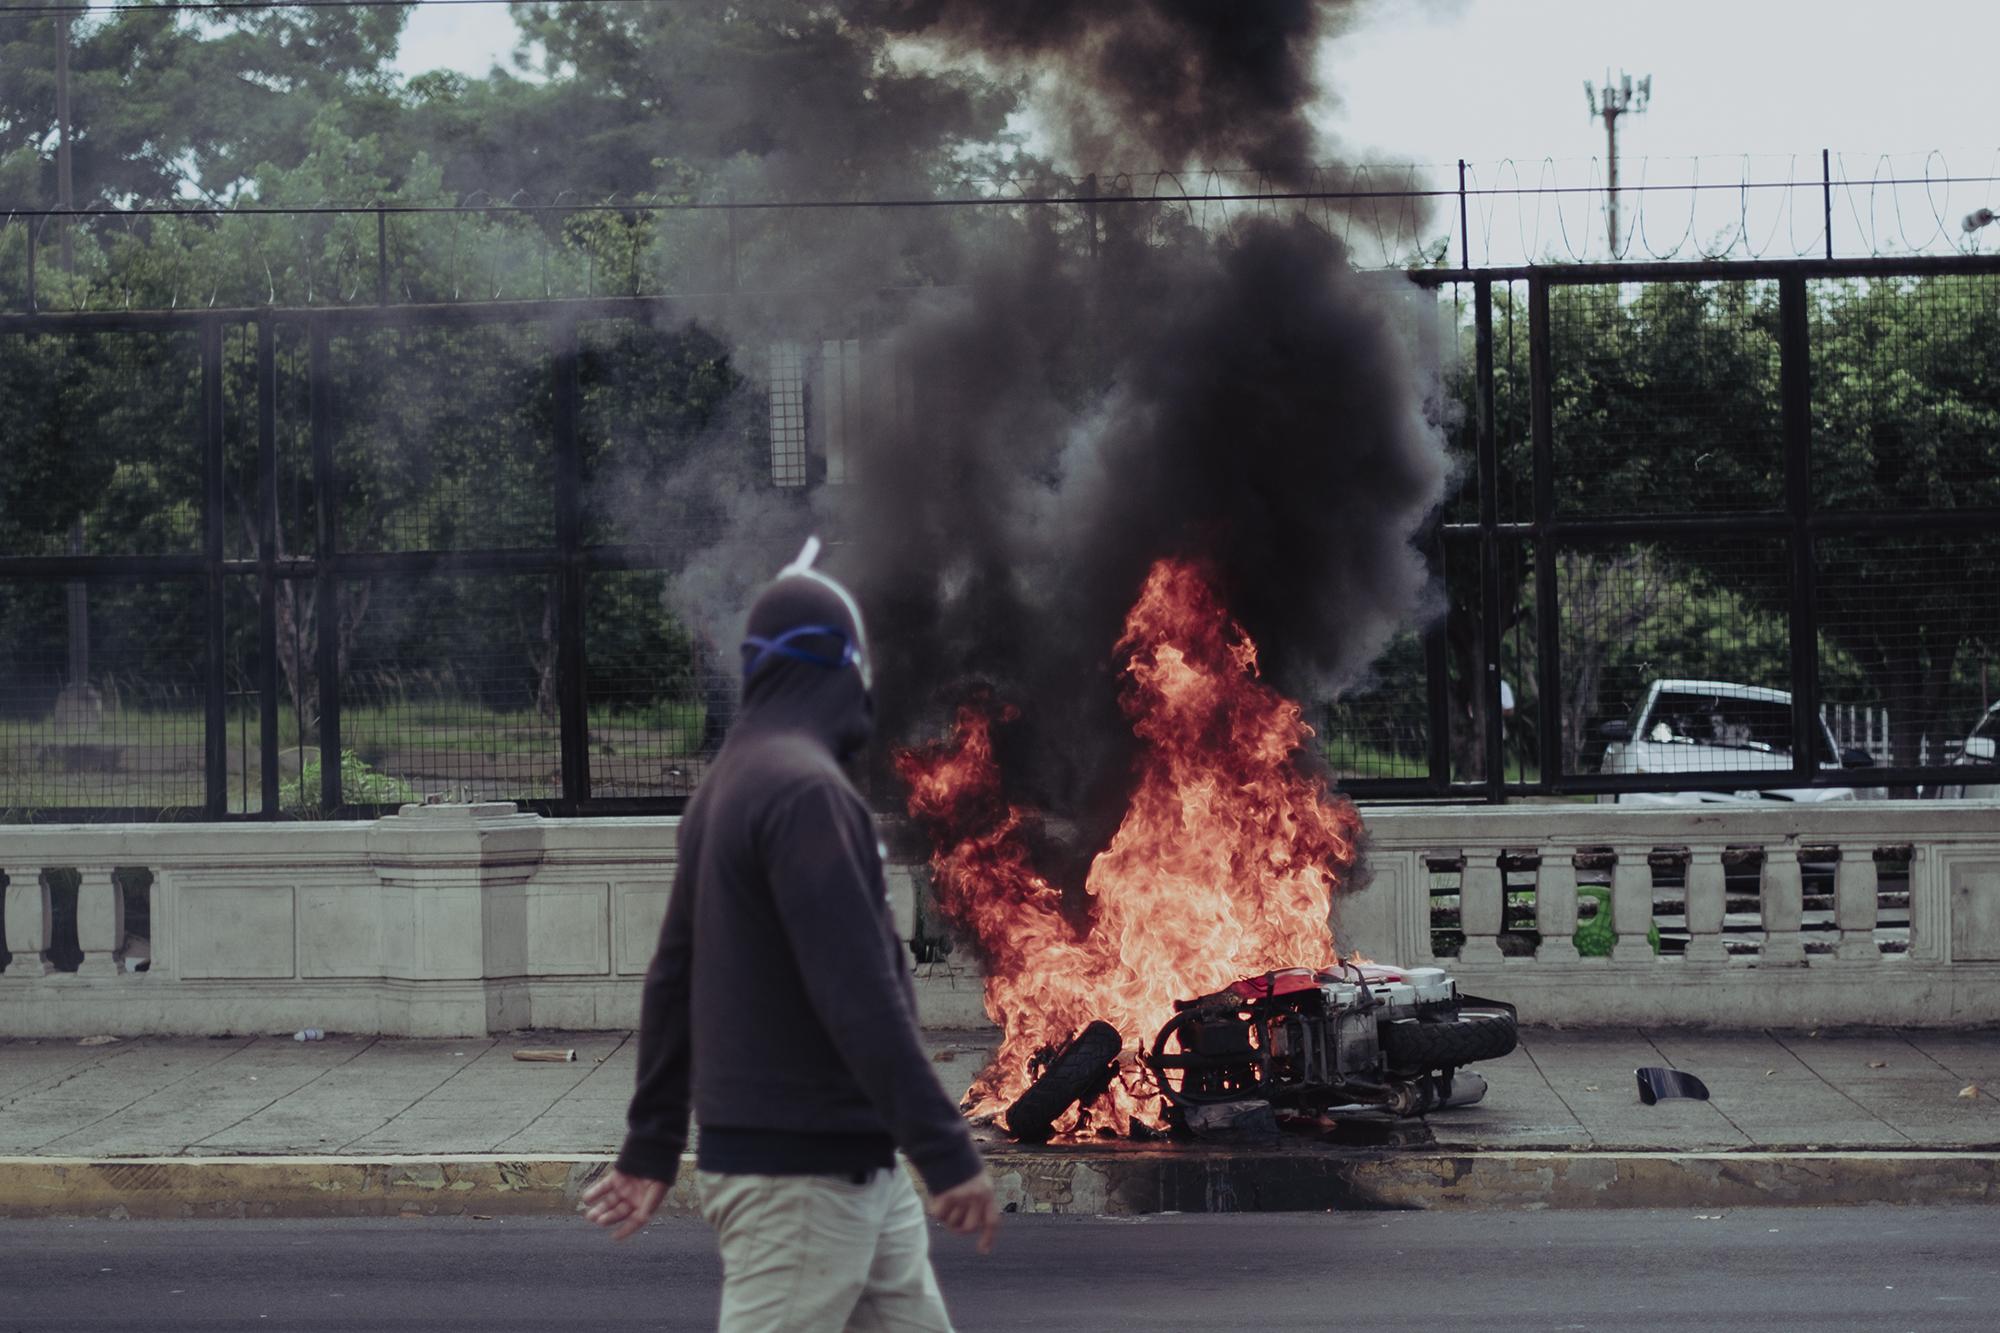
<box><xmin>5</xmin><ymin>152</ymin><xmax>1999</xmax><ymax>313</ymax></box>
<box><xmin>0</xmin><ymin>0</ymin><xmax>670</xmax><ymax>17</ymax></box>
<box><xmin>1456</xmin><ymin>150</ymin><xmax>2000</xmax><ymax>265</ymax></box>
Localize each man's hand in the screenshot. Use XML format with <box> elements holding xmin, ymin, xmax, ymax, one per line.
<box><xmin>929</xmin><ymin>1169</ymin><xmax>1000</xmax><ymax>1254</ymax></box>
<box><xmin>582</xmin><ymin>1167</ymin><xmax>669</xmax><ymax>1241</ymax></box>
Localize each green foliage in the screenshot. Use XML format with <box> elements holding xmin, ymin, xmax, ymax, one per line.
<box><xmin>1</xmin><ymin>8</ymin><xmax>406</xmax><ymax>209</ymax></box>
<box><xmin>1431</xmin><ymin>276</ymin><xmax>2000</xmax><ymax>780</ymax></box>
<box><xmin>279</xmin><ymin>749</ymin><xmax>416</xmax><ymax>812</ymax></box>
<box><xmin>6</xmin><ymin>2</ymin><xmax>1999</xmax><ymax>806</ymax></box>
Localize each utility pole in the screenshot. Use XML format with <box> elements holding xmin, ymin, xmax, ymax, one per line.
<box><xmin>56</xmin><ymin>5</ymin><xmax>91</xmax><ymax>711</ymax></box>
<box><xmin>1584</xmin><ymin>70</ymin><xmax>1651</xmax><ymax>257</ymax></box>
<box><xmin>55</xmin><ymin>6</ymin><xmax>75</xmax><ymax>270</ymax></box>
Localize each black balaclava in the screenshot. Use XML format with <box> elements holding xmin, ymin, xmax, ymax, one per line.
<box><xmin>735</xmin><ymin>540</ymin><xmax>875</xmax><ymax>761</ymax></box>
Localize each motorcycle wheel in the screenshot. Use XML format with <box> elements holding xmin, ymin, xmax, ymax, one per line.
<box><xmin>1380</xmin><ymin>1006</ymin><xmax>1517</xmax><ymax>1071</ymax></box>
<box><xmin>1004</xmin><ymin>1021</ymin><xmax>1122</xmax><ymax>1143</ymax></box>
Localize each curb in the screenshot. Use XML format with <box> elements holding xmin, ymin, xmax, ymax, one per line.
<box><xmin>3</xmin><ymin>1149</ymin><xmax>1997</xmax><ymax>1219</ymax></box>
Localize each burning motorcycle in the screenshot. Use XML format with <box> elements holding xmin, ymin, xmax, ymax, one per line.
<box><xmin>1004</xmin><ymin>962</ymin><xmax>1517</xmax><ymax>1142</ymax></box>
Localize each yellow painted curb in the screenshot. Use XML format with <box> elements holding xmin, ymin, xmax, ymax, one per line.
<box><xmin>2</xmin><ymin>1151</ymin><xmax>1995</xmax><ymax>1219</ymax></box>
<box><xmin>0</xmin><ymin>1155</ymin><xmax>678</xmax><ymax>1221</ymax></box>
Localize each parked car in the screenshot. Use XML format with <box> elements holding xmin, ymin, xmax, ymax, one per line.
<box><xmin>1597</xmin><ymin>679</ymin><xmax>1877</xmax><ymax>805</ymax></box>
<box><xmin>1928</xmin><ymin>701</ymin><xmax>2000</xmax><ymax>800</ymax></box>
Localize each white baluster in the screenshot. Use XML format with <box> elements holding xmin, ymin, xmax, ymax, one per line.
<box><xmin>3</xmin><ymin>868</ymin><xmax>53</xmax><ymax>978</ymax></box>
<box><xmin>1457</xmin><ymin>847</ymin><xmax>1506</xmax><ymax>964</ymax></box>
<box><xmin>1761</xmin><ymin>845</ymin><xmax>1806</xmax><ymax>964</ymax></box>
<box><xmin>1683</xmin><ymin>846</ymin><xmax>1728</xmax><ymax>963</ymax></box>
<box><xmin>75</xmin><ymin>866</ymin><xmax>125</xmax><ymax>978</ymax></box>
<box><xmin>1534</xmin><ymin>847</ymin><xmax>1580</xmax><ymax>963</ymax></box>
<box><xmin>1611</xmin><ymin>847</ymin><xmax>1654</xmax><ymax>963</ymax></box>
<box><xmin>1834</xmin><ymin>845</ymin><xmax>1881</xmax><ymax>962</ymax></box>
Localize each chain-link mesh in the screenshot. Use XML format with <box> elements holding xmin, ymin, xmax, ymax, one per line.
<box><xmin>4</xmin><ymin>248</ymin><xmax>1999</xmax><ymax>814</ymax></box>
<box><xmin>0</xmin><ymin>330</ymin><xmax>203</xmax><ymax>559</ymax></box>
<box><xmin>335</xmin><ymin>575</ymin><xmax>562</xmax><ymax>806</ymax></box>
<box><xmin>1811</xmin><ymin>273</ymin><xmax>2000</xmax><ymax>512</ymax></box>
<box><xmin>1317</xmin><ymin>631</ymin><xmax>1428</xmax><ymax>782</ymax></box>
<box><xmin>1550</xmin><ymin>281</ymin><xmax>1783</xmax><ymax>516</ymax></box>
<box><xmin>220</xmin><ymin>322</ymin><xmax>318</xmax><ymax>563</ymax></box>
<box><xmin>1440</xmin><ymin>534</ymin><xmax>1540</xmax><ymax>785</ymax></box>
<box><xmin>0</xmin><ymin>219</ymin><xmax>26</xmax><ymax>313</ymax></box>
<box><xmin>584</xmin><ymin>571</ymin><xmax>721</xmax><ymax>800</ymax></box>
<box><xmin>330</xmin><ymin>323</ymin><xmax>555</xmax><ymax>552</ymax></box>
<box><xmin>0</xmin><ymin>579</ymin><xmax>206</xmax><ymax>813</ymax></box>
<box><xmin>577</xmin><ymin>316</ymin><xmax>761</xmax><ymax>546</ymax></box>
<box><xmin>1561</xmin><ymin>540</ymin><xmax>1793</xmax><ymax>781</ymax></box>
<box><xmin>1817</xmin><ymin>534</ymin><xmax>2000</xmax><ymax>773</ymax></box>
<box><xmin>1430</xmin><ymin>278</ymin><xmax>1549</xmax><ymax>531</ymax></box>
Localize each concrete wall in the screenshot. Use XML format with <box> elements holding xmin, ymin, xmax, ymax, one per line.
<box><xmin>1343</xmin><ymin>801</ymin><xmax>2000</xmax><ymax>1027</ymax></box>
<box><xmin>3</xmin><ymin>801</ymin><xmax>1998</xmax><ymax>1036</ymax></box>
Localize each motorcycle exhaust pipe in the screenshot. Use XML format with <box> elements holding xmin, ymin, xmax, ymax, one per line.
<box><xmin>1437</xmin><ymin>1071</ymin><xmax>1488</xmax><ymax>1109</ymax></box>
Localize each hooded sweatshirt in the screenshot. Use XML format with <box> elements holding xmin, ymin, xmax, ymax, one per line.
<box><xmin>615</xmin><ymin>572</ymin><xmax>984</xmax><ymax>1196</ymax></box>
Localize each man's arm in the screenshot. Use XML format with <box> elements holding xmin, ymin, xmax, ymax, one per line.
<box><xmin>614</xmin><ymin>841</ymin><xmax>696</xmax><ymax>1183</ymax></box>
<box><xmin>763</xmin><ymin>780</ymin><xmax>986</xmax><ymax>1198</ymax></box>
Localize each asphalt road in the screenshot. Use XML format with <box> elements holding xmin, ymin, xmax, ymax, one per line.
<box><xmin>4</xmin><ymin>1207</ymin><xmax>1994</xmax><ymax>1331</ymax></box>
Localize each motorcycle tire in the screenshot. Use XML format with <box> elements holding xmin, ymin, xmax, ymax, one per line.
<box><xmin>1380</xmin><ymin>1006</ymin><xmax>1517</xmax><ymax>1072</ymax></box>
<box><xmin>1004</xmin><ymin>1020</ymin><xmax>1122</xmax><ymax>1143</ymax></box>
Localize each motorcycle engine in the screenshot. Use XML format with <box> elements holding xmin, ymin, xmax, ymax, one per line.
<box><xmin>1319</xmin><ymin>982</ymin><xmax>1382</xmax><ymax>1075</ymax></box>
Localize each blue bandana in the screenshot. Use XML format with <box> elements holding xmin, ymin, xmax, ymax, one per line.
<box><xmin>740</xmin><ymin>623</ymin><xmax>865</xmax><ymax>681</ymax></box>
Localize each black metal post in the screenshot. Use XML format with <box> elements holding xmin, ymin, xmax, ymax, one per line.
<box><xmin>551</xmin><ymin>320</ymin><xmax>590</xmax><ymax>805</ymax></box>
<box><xmin>1474</xmin><ymin>278</ymin><xmax>1504</xmax><ymax>799</ymax></box>
<box><xmin>1422</xmin><ymin>522</ymin><xmax>1453</xmax><ymax>794</ymax></box>
<box><xmin>202</xmin><ymin>319</ymin><xmax>227</xmax><ymax>816</ymax></box>
<box><xmin>725</xmin><ymin>191</ymin><xmax>739</xmax><ymax>292</ymax></box>
<box><xmin>1528</xmin><ymin>276</ymin><xmax>1561</xmax><ymax>792</ymax></box>
<box><xmin>309</xmin><ymin>318</ymin><xmax>341</xmax><ymax>812</ymax></box>
<box><xmin>24</xmin><ymin>218</ymin><xmax>35</xmax><ymax>312</ymax></box>
<box><xmin>1458</xmin><ymin>160</ymin><xmax>1471</xmax><ymax>271</ymax></box>
<box><xmin>1821</xmin><ymin>149</ymin><xmax>1834</xmax><ymax>262</ymax></box>
<box><xmin>1083</xmin><ymin>173</ymin><xmax>1100</xmax><ymax>261</ymax></box>
<box><xmin>1415</xmin><ymin>283</ymin><xmax>1453</xmax><ymax>794</ymax></box>
<box><xmin>376</xmin><ymin>207</ymin><xmax>388</xmax><ymax>306</ymax></box>
<box><xmin>257</xmin><ymin>320</ymin><xmax>281</xmax><ymax>816</ymax></box>
<box><xmin>1780</xmin><ymin>272</ymin><xmax>1819</xmax><ymax>780</ymax></box>
<box><xmin>54</xmin><ymin>6</ymin><xmax>75</xmax><ymax>276</ymax></box>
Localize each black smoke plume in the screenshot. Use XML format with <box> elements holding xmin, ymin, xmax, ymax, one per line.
<box><xmin>825</xmin><ymin>211</ymin><xmax>1444</xmax><ymax>846</ymax></box>
<box><xmin>657</xmin><ymin>1</ymin><xmax>1449</xmax><ymax>868</ymax></box>
<box><xmin>852</xmin><ymin>0</ymin><xmax>1349</xmax><ymax>178</ymax></box>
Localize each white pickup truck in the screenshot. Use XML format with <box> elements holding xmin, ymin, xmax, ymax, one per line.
<box><xmin>1597</xmin><ymin>679</ymin><xmax>1876</xmax><ymax>805</ymax></box>
<box><xmin>1930</xmin><ymin>701</ymin><xmax>2000</xmax><ymax>800</ymax></box>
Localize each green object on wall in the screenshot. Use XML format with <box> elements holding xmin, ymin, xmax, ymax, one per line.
<box><xmin>1573</xmin><ymin>885</ymin><xmax>1659</xmax><ymax>956</ymax></box>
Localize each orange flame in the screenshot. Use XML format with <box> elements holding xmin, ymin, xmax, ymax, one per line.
<box><xmin>895</xmin><ymin>556</ymin><xmax>1363</xmax><ymax>1134</ymax></box>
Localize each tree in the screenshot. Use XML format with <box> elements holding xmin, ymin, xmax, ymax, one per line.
<box><xmin>1811</xmin><ymin>276</ymin><xmax>2000</xmax><ymax>769</ymax></box>
<box><xmin>1443</xmin><ymin>275</ymin><xmax>2000</xmax><ymax>783</ymax></box>
<box><xmin>0</xmin><ymin>6</ymin><xmax>408</xmax><ymax>209</ymax></box>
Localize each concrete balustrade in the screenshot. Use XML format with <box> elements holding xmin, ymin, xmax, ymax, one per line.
<box><xmin>3</xmin><ymin>867</ymin><xmax>54</xmax><ymax>978</ymax></box>
<box><xmin>1340</xmin><ymin>802</ymin><xmax>2000</xmax><ymax>1027</ymax></box>
<box><xmin>1</xmin><ymin>801</ymin><xmax>1998</xmax><ymax>1036</ymax></box>
<box><xmin>1760</xmin><ymin>845</ymin><xmax>1807</xmax><ymax>964</ymax></box>
<box><xmin>73</xmin><ymin>867</ymin><xmax>124</xmax><ymax>979</ymax></box>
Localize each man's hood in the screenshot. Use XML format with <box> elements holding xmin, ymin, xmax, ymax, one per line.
<box><xmin>731</xmin><ymin>564</ymin><xmax>874</xmax><ymax>760</ymax></box>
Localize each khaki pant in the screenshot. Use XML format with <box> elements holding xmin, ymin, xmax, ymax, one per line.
<box><xmin>697</xmin><ymin>1167</ymin><xmax>955</xmax><ymax>1333</ymax></box>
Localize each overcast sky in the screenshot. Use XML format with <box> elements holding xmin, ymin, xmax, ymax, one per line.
<box><xmin>394</xmin><ymin>0</ymin><xmax>2000</xmax><ymax>261</ymax></box>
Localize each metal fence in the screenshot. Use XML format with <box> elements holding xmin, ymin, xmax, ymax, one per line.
<box><xmin>1346</xmin><ymin>254</ymin><xmax>2000</xmax><ymax>802</ymax></box>
<box><xmin>4</xmin><ymin>252</ymin><xmax>2000</xmax><ymax>817</ymax></box>
<box><xmin>9</xmin><ymin>151</ymin><xmax>2000</xmax><ymax>300</ymax></box>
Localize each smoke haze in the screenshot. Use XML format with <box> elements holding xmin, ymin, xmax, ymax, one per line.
<box><xmin>647</xmin><ymin>0</ymin><xmax>1450</xmax><ymax>854</ymax></box>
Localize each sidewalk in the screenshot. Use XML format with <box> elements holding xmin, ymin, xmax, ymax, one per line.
<box><xmin>3</xmin><ymin>1027</ymin><xmax>1997</xmax><ymax>1216</ymax></box>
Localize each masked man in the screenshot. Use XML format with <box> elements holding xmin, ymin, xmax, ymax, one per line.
<box><xmin>585</xmin><ymin>539</ymin><xmax>998</xmax><ymax>1331</ymax></box>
